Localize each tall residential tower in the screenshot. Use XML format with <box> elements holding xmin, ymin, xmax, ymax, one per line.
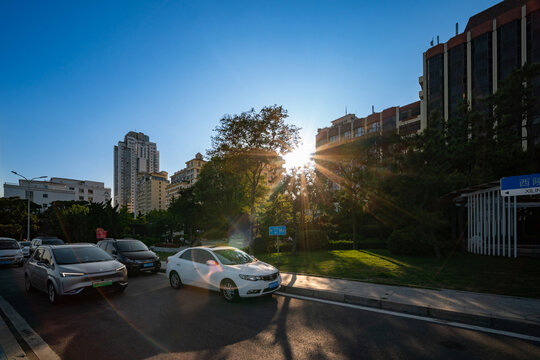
<box><xmin>114</xmin><ymin>131</ymin><xmax>159</xmax><ymax>212</ymax></box>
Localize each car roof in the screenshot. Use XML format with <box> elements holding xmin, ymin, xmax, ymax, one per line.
<box><xmin>0</xmin><ymin>237</ymin><xmax>17</xmax><ymax>241</ymax></box>
<box><xmin>190</xmin><ymin>245</ymin><xmax>238</xmax><ymax>252</ymax></box>
<box><xmin>39</xmin><ymin>243</ymin><xmax>96</xmax><ymax>249</ymax></box>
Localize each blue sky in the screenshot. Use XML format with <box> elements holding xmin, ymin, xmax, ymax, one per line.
<box><xmin>0</xmin><ymin>0</ymin><xmax>499</xmax><ymax>196</ymax></box>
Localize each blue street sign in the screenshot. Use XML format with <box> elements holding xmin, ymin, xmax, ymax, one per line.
<box><xmin>269</xmin><ymin>226</ymin><xmax>286</xmax><ymax>236</ymax></box>
<box><xmin>500</xmin><ymin>173</ymin><xmax>540</xmax><ymax>197</ymax></box>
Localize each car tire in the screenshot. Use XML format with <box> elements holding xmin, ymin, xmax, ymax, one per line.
<box><xmin>24</xmin><ymin>275</ymin><xmax>33</xmax><ymax>292</ymax></box>
<box><xmin>169</xmin><ymin>271</ymin><xmax>182</xmax><ymax>289</ymax></box>
<box><xmin>221</xmin><ymin>279</ymin><xmax>239</xmax><ymax>302</ymax></box>
<box><xmin>47</xmin><ymin>282</ymin><xmax>58</xmax><ymax>304</ymax></box>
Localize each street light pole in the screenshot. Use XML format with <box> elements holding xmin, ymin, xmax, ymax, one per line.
<box><xmin>11</xmin><ymin>171</ymin><xmax>47</xmax><ymax>241</ymax></box>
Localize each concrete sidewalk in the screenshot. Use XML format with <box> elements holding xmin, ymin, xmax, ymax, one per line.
<box><xmin>279</xmin><ymin>272</ymin><xmax>540</xmax><ymax>336</ymax></box>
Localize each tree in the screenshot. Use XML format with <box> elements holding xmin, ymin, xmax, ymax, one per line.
<box><xmin>208</xmin><ymin>105</ymin><xmax>300</xmax><ymax>252</ymax></box>
<box><xmin>169</xmin><ymin>187</ymin><xmax>200</xmax><ymax>245</ymax></box>
<box><xmin>0</xmin><ymin>197</ymin><xmax>39</xmax><ymax>240</ymax></box>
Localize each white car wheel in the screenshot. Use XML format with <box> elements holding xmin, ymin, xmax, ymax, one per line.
<box><xmin>221</xmin><ymin>279</ymin><xmax>239</xmax><ymax>302</ymax></box>
<box><xmin>169</xmin><ymin>272</ymin><xmax>182</xmax><ymax>289</ymax></box>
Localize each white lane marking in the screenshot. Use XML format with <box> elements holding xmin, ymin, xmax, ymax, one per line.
<box><xmin>0</xmin><ymin>311</ymin><xmax>28</xmax><ymax>360</ymax></box>
<box><xmin>0</xmin><ymin>296</ymin><xmax>61</xmax><ymax>360</ymax></box>
<box><xmin>274</xmin><ymin>292</ymin><xmax>540</xmax><ymax>343</ymax></box>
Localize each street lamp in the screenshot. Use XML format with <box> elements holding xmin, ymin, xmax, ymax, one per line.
<box><xmin>11</xmin><ymin>171</ymin><xmax>47</xmax><ymax>241</ymax></box>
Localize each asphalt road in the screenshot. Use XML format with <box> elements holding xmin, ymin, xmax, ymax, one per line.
<box><xmin>1</xmin><ymin>266</ymin><xmax>540</xmax><ymax>360</ymax></box>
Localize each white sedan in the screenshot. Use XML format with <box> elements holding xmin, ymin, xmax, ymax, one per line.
<box><xmin>166</xmin><ymin>246</ymin><xmax>281</xmax><ymax>301</ymax></box>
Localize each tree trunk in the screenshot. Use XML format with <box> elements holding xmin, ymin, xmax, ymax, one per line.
<box><xmin>248</xmin><ymin>185</ymin><xmax>256</xmax><ymax>254</ymax></box>
<box><xmin>292</xmin><ymin>209</ymin><xmax>298</xmax><ymax>256</ymax></box>
<box><xmin>352</xmin><ymin>207</ymin><xmax>358</xmax><ymax>250</ymax></box>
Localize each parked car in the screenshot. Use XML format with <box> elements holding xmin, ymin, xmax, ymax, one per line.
<box><xmin>97</xmin><ymin>238</ymin><xmax>160</xmax><ymax>274</ymax></box>
<box><xmin>19</xmin><ymin>241</ymin><xmax>31</xmax><ymax>258</ymax></box>
<box><xmin>0</xmin><ymin>237</ymin><xmax>24</xmax><ymax>267</ymax></box>
<box><xmin>24</xmin><ymin>244</ymin><xmax>128</xmax><ymax>303</ymax></box>
<box><xmin>30</xmin><ymin>237</ymin><xmax>64</xmax><ymax>253</ymax></box>
<box><xmin>166</xmin><ymin>246</ymin><xmax>281</xmax><ymax>301</ymax></box>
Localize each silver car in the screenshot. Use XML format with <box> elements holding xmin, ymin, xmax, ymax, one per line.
<box><xmin>24</xmin><ymin>244</ymin><xmax>128</xmax><ymax>303</ymax></box>
<box><xmin>0</xmin><ymin>237</ymin><xmax>24</xmax><ymax>267</ymax></box>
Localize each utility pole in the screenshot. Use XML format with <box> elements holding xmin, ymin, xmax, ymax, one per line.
<box><xmin>11</xmin><ymin>171</ymin><xmax>47</xmax><ymax>241</ymax></box>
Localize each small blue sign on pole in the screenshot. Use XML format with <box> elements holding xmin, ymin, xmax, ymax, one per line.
<box><xmin>269</xmin><ymin>226</ymin><xmax>286</xmax><ymax>236</ymax></box>
<box><xmin>501</xmin><ymin>173</ymin><xmax>540</xmax><ymax>196</ymax></box>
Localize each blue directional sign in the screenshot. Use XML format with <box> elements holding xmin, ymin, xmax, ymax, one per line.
<box><xmin>501</xmin><ymin>173</ymin><xmax>540</xmax><ymax>197</ymax></box>
<box><xmin>269</xmin><ymin>226</ymin><xmax>286</xmax><ymax>236</ymax></box>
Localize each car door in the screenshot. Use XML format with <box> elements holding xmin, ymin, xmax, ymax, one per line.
<box><xmin>28</xmin><ymin>249</ymin><xmax>46</xmax><ymax>291</ymax></box>
<box><xmin>33</xmin><ymin>248</ymin><xmax>52</xmax><ymax>292</ymax></box>
<box><xmin>190</xmin><ymin>249</ymin><xmax>216</xmax><ymax>289</ymax></box>
<box><xmin>176</xmin><ymin>249</ymin><xmax>195</xmax><ymax>285</ymax></box>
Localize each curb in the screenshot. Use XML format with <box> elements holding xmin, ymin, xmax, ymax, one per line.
<box><xmin>279</xmin><ymin>285</ymin><xmax>540</xmax><ymax>337</ymax></box>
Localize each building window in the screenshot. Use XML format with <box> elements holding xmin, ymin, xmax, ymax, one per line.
<box><xmin>342</xmin><ymin>131</ymin><xmax>351</xmax><ymax>139</ymax></box>
<box><xmin>79</xmin><ymin>196</ymin><xmax>84</xmax><ymax>200</ymax></box>
<box><xmin>329</xmin><ymin>135</ymin><xmax>338</xmax><ymax>143</ymax></box>
<box><xmin>89</xmin><ymin>197</ymin><xmax>93</xmax><ymax>202</ymax></box>
<box><xmin>355</xmin><ymin>127</ymin><xmax>365</xmax><ymax>137</ymax></box>
<box><xmin>88</xmin><ymin>189</ymin><xmax>93</xmax><ymax>195</ymax></box>
<box><xmin>69</xmin><ymin>187</ymin><xmax>75</xmax><ymax>190</ymax></box>
<box><xmin>368</xmin><ymin>122</ymin><xmax>380</xmax><ymax>133</ymax></box>
<box><xmin>79</xmin><ymin>189</ymin><xmax>84</xmax><ymax>193</ymax></box>
<box><xmin>43</xmin><ymin>194</ymin><xmax>48</xmax><ymax>198</ymax></box>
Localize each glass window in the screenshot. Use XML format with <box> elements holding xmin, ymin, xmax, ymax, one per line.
<box><xmin>33</xmin><ymin>248</ymin><xmax>43</xmax><ymax>261</ymax></box>
<box><xmin>329</xmin><ymin>135</ymin><xmax>338</xmax><ymax>143</ymax></box>
<box><xmin>43</xmin><ymin>193</ymin><xmax>48</xmax><ymax>198</ymax></box>
<box><xmin>0</xmin><ymin>239</ymin><xmax>19</xmax><ymax>249</ymax></box>
<box><xmin>52</xmin><ymin>246</ymin><xmax>112</xmax><ymax>265</ymax></box>
<box><xmin>191</xmin><ymin>249</ymin><xmax>214</xmax><ymax>264</ymax></box>
<box><xmin>355</xmin><ymin>127</ymin><xmax>365</xmax><ymax>137</ymax></box>
<box><xmin>213</xmin><ymin>249</ymin><xmax>255</xmax><ymax>265</ymax></box>
<box><xmin>180</xmin><ymin>249</ymin><xmax>193</xmax><ymax>261</ymax></box>
<box><xmin>41</xmin><ymin>249</ymin><xmax>53</xmax><ymax>265</ymax></box>
<box><xmin>427</xmin><ymin>54</ymin><xmax>444</xmax><ymax>118</ymax></box>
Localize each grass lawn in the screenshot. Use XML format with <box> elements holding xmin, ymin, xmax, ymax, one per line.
<box><xmin>155</xmin><ymin>251</ymin><xmax>178</xmax><ymax>261</ymax></box>
<box><xmin>256</xmin><ymin>249</ymin><xmax>540</xmax><ymax>299</ymax></box>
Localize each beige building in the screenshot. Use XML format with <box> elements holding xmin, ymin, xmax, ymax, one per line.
<box><xmin>165</xmin><ymin>153</ymin><xmax>206</xmax><ymax>207</ymax></box>
<box><xmin>135</xmin><ymin>171</ymin><xmax>169</xmax><ymax>215</ymax></box>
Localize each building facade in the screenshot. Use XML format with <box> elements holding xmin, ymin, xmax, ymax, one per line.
<box><xmin>3</xmin><ymin>178</ymin><xmax>111</xmax><ymax>210</ymax></box>
<box><xmin>423</xmin><ymin>0</ymin><xmax>540</xmax><ymax>148</ymax></box>
<box><xmin>135</xmin><ymin>171</ymin><xmax>169</xmax><ymax>215</ymax></box>
<box><xmin>114</xmin><ymin>131</ymin><xmax>159</xmax><ymax>212</ymax></box>
<box><xmin>315</xmin><ymin>101</ymin><xmax>423</xmax><ymax>151</ymax></box>
<box><xmin>165</xmin><ymin>153</ymin><xmax>206</xmax><ymax>207</ymax></box>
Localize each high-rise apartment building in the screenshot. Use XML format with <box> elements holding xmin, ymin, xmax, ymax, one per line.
<box><xmin>114</xmin><ymin>131</ymin><xmax>159</xmax><ymax>212</ymax></box>
<box><xmin>135</xmin><ymin>171</ymin><xmax>169</xmax><ymax>215</ymax></box>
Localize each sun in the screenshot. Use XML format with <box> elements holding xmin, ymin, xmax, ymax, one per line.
<box><xmin>283</xmin><ymin>143</ymin><xmax>313</xmax><ymax>170</ymax></box>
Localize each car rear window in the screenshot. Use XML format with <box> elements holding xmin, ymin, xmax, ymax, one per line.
<box><xmin>53</xmin><ymin>247</ymin><xmax>113</xmax><ymax>265</ymax></box>
<box><xmin>0</xmin><ymin>240</ymin><xmax>19</xmax><ymax>249</ymax></box>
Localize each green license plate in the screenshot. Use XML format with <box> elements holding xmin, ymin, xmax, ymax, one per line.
<box><xmin>93</xmin><ymin>281</ymin><xmax>113</xmax><ymax>288</ymax></box>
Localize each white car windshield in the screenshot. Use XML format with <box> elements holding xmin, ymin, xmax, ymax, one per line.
<box><xmin>213</xmin><ymin>249</ymin><xmax>255</xmax><ymax>265</ymax></box>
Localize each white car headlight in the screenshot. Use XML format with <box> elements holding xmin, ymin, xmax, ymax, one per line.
<box><xmin>239</xmin><ymin>274</ymin><xmax>263</xmax><ymax>281</ymax></box>
<box><xmin>61</xmin><ymin>272</ymin><xmax>85</xmax><ymax>277</ymax></box>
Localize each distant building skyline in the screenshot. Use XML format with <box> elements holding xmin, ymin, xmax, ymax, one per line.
<box><xmin>114</xmin><ymin>131</ymin><xmax>159</xmax><ymax>212</ymax></box>
<box><xmin>3</xmin><ymin>177</ymin><xmax>111</xmax><ymax>210</ymax></box>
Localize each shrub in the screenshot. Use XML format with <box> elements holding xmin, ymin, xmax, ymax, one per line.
<box><xmin>388</xmin><ymin>226</ymin><xmax>435</xmax><ymax>256</ymax></box>
<box><xmin>329</xmin><ymin>240</ymin><xmax>387</xmax><ymax>250</ymax></box>
<box><xmin>253</xmin><ymin>237</ymin><xmax>270</xmax><ymax>254</ymax></box>
<box><xmin>298</xmin><ymin>229</ymin><xmax>329</xmax><ymax>251</ymax></box>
